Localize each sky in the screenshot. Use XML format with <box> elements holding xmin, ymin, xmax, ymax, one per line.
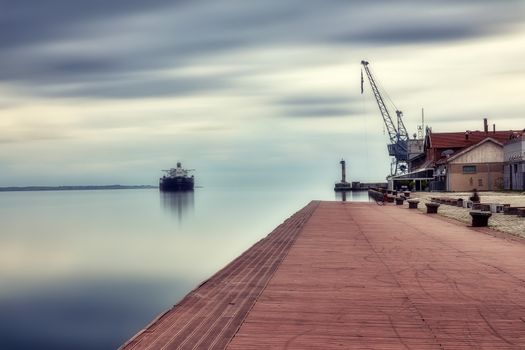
<box><xmin>1</xmin><ymin>0</ymin><xmax>525</xmax><ymax>187</ymax></box>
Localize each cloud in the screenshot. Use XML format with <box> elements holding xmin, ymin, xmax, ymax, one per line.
<box><xmin>277</xmin><ymin>95</ymin><xmax>354</xmax><ymax>107</ymax></box>
<box><xmin>334</xmin><ymin>2</ymin><xmax>524</xmax><ymax>45</ymax></box>
<box><xmin>39</xmin><ymin>73</ymin><xmax>235</xmax><ymax>99</ymax></box>
<box><xmin>1</xmin><ymin>0</ymin><xmax>524</xmax><ymax>101</ymax></box>
<box><xmin>1</xmin><ymin>0</ymin><xmax>524</xmax><ymax>189</ymax></box>
<box><xmin>284</xmin><ymin>106</ymin><xmax>355</xmax><ymax>118</ymax></box>
<box><xmin>275</xmin><ymin>94</ymin><xmax>359</xmax><ymax>118</ymax></box>
<box><xmin>346</xmin><ymin>24</ymin><xmax>480</xmax><ymax>44</ymax></box>
<box><xmin>0</xmin><ymin>0</ymin><xmax>182</xmax><ymax>49</ymax></box>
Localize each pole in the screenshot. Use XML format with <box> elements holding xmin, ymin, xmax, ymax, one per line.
<box><xmin>340</xmin><ymin>159</ymin><xmax>346</xmax><ymax>183</ymax></box>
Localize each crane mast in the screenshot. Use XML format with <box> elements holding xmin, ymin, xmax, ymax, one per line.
<box><xmin>361</xmin><ymin>60</ymin><xmax>408</xmax><ymax>175</ymax></box>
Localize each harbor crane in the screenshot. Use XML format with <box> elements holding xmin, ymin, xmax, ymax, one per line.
<box><xmin>361</xmin><ymin>60</ymin><xmax>409</xmax><ymax>175</ymax></box>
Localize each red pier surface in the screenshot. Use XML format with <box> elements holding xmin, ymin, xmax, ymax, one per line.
<box><xmin>122</xmin><ymin>201</ymin><xmax>525</xmax><ymax>349</ymax></box>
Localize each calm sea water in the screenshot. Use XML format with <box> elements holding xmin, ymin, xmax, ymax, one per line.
<box><xmin>0</xmin><ymin>187</ymin><xmax>370</xmax><ymax>349</ymax></box>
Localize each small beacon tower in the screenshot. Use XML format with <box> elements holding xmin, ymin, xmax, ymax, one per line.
<box><xmin>334</xmin><ymin>158</ymin><xmax>352</xmax><ymax>191</ymax></box>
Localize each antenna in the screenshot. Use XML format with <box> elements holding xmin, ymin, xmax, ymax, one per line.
<box><xmin>417</xmin><ymin>108</ymin><xmax>425</xmax><ymax>139</ymax></box>
<box><xmin>422</xmin><ymin>108</ymin><xmax>425</xmax><ymax>132</ymax></box>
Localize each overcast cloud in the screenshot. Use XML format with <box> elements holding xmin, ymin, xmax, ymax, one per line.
<box><xmin>1</xmin><ymin>0</ymin><xmax>524</xmax><ymax>186</ymax></box>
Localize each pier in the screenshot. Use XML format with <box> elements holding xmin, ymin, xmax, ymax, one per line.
<box><xmin>122</xmin><ymin>201</ymin><xmax>525</xmax><ymax>349</ymax></box>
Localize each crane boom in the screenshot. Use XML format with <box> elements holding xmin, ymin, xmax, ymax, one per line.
<box><xmin>361</xmin><ymin>60</ymin><xmax>409</xmax><ymax>175</ymax></box>
<box><xmin>361</xmin><ymin>61</ymin><xmax>398</xmax><ymax>146</ymax></box>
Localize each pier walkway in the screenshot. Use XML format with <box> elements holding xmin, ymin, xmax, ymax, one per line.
<box><xmin>122</xmin><ymin>201</ymin><xmax>525</xmax><ymax>349</ymax></box>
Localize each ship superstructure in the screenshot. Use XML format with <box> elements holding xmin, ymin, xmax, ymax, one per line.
<box><xmin>159</xmin><ymin>162</ymin><xmax>194</xmax><ymax>191</ymax></box>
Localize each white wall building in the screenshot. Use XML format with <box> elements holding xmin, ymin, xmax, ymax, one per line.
<box><xmin>503</xmin><ymin>133</ymin><xmax>525</xmax><ymax>190</ymax></box>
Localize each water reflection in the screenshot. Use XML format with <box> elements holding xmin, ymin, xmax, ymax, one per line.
<box><xmin>160</xmin><ymin>191</ymin><xmax>195</xmax><ymax>221</ymax></box>
<box><xmin>334</xmin><ymin>190</ymin><xmax>371</xmax><ymax>202</ymax></box>
<box><xmin>0</xmin><ymin>276</ymin><xmax>194</xmax><ymax>350</ymax></box>
<box><xmin>335</xmin><ymin>190</ymin><xmax>348</xmax><ymax>202</ymax></box>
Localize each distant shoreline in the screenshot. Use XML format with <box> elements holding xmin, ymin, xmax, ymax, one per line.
<box><xmin>0</xmin><ymin>185</ymin><xmax>158</xmax><ymax>192</ymax></box>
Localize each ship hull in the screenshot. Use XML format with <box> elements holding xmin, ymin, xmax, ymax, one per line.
<box><xmin>159</xmin><ymin>177</ymin><xmax>194</xmax><ymax>191</ymax></box>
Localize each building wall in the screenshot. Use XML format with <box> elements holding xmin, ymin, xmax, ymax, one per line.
<box><xmin>444</xmin><ymin>141</ymin><xmax>504</xmax><ymax>191</ymax></box>
<box><xmin>408</xmin><ymin>139</ymin><xmax>424</xmax><ymax>158</ymax></box>
<box><xmin>447</xmin><ymin>163</ymin><xmax>504</xmax><ymax>191</ymax></box>
<box><xmin>449</xmin><ymin>141</ymin><xmax>503</xmax><ymax>163</ymax></box>
<box><xmin>503</xmin><ymin>136</ymin><xmax>525</xmax><ymax>190</ymax></box>
<box><xmin>504</xmin><ymin>163</ymin><xmax>525</xmax><ymax>190</ymax></box>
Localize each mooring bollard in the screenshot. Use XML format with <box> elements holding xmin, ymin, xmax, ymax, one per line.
<box><xmin>425</xmin><ymin>202</ymin><xmax>440</xmax><ymax>214</ymax></box>
<box><xmin>395</xmin><ymin>197</ymin><xmax>404</xmax><ymax>205</ymax></box>
<box><xmin>469</xmin><ymin>210</ymin><xmax>492</xmax><ymax>227</ymax></box>
<box><xmin>407</xmin><ymin>199</ymin><xmax>419</xmax><ymax>209</ymax></box>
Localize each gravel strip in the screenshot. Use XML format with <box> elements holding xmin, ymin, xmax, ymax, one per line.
<box><xmin>409</xmin><ymin>191</ymin><xmax>525</xmax><ymax>237</ymax></box>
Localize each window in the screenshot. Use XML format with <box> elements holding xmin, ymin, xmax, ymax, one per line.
<box><xmin>478</xmin><ymin>178</ymin><xmax>483</xmax><ymax>187</ymax></box>
<box><xmin>463</xmin><ymin>165</ymin><xmax>477</xmax><ymax>174</ymax></box>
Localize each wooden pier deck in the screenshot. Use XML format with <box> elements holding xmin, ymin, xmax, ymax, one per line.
<box><xmin>122</xmin><ymin>201</ymin><xmax>525</xmax><ymax>349</ymax></box>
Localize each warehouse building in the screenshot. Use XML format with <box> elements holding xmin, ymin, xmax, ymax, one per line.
<box><xmin>393</xmin><ymin>119</ymin><xmax>520</xmax><ymax>192</ymax></box>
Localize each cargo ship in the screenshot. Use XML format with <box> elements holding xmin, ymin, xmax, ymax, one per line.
<box><xmin>159</xmin><ymin>162</ymin><xmax>194</xmax><ymax>191</ymax></box>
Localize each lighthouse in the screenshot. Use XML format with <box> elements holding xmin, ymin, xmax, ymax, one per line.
<box><xmin>340</xmin><ymin>159</ymin><xmax>346</xmax><ymax>183</ymax></box>
<box><xmin>334</xmin><ymin>158</ymin><xmax>351</xmax><ymax>191</ymax></box>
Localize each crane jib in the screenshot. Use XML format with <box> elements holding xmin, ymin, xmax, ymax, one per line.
<box><xmin>360</xmin><ymin>60</ymin><xmax>409</xmax><ymax>175</ymax></box>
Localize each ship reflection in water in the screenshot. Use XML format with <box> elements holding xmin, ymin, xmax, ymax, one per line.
<box><xmin>160</xmin><ymin>191</ymin><xmax>195</xmax><ymax>221</ymax></box>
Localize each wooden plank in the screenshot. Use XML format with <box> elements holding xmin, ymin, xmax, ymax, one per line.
<box><xmin>228</xmin><ymin>202</ymin><xmax>525</xmax><ymax>349</ymax></box>
<box><xmin>122</xmin><ymin>201</ymin><xmax>525</xmax><ymax>349</ymax></box>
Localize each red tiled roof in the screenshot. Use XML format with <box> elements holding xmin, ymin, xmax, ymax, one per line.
<box><xmin>428</xmin><ymin>130</ymin><xmax>518</xmax><ymax>149</ymax></box>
